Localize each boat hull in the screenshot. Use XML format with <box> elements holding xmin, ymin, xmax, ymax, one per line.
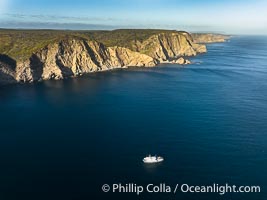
<box><xmin>143</xmin><ymin>156</ymin><xmax>164</xmax><ymax>163</ymax></box>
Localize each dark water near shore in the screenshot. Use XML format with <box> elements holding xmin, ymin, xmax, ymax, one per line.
<box><xmin>0</xmin><ymin>36</ymin><xmax>267</xmax><ymax>200</ymax></box>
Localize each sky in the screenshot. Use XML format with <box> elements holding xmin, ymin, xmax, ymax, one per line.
<box><xmin>0</xmin><ymin>0</ymin><xmax>267</xmax><ymax>34</ymax></box>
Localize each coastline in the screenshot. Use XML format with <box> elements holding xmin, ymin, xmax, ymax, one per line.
<box><xmin>0</xmin><ymin>29</ymin><xmax>229</xmax><ymax>86</ymax></box>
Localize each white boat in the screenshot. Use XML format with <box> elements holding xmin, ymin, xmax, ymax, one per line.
<box><xmin>143</xmin><ymin>155</ymin><xmax>164</xmax><ymax>163</ymax></box>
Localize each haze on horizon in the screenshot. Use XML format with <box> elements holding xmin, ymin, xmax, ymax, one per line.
<box><xmin>0</xmin><ymin>0</ymin><xmax>267</xmax><ymax>34</ymax></box>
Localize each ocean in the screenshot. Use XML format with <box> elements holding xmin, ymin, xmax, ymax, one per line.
<box><xmin>0</xmin><ymin>36</ymin><xmax>267</xmax><ymax>200</ymax></box>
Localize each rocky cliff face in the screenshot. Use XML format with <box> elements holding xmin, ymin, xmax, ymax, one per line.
<box><xmin>192</xmin><ymin>33</ymin><xmax>230</xmax><ymax>43</ymax></box>
<box><xmin>132</xmin><ymin>32</ymin><xmax>206</xmax><ymax>61</ymax></box>
<box><xmin>0</xmin><ymin>30</ymin><xmax>221</xmax><ymax>85</ymax></box>
<box><xmin>0</xmin><ymin>55</ymin><xmax>17</xmax><ymax>85</ymax></box>
<box><xmin>14</xmin><ymin>39</ymin><xmax>157</xmax><ymax>83</ymax></box>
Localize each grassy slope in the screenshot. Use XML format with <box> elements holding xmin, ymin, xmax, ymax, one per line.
<box><xmin>0</xmin><ymin>30</ymin><xmax>86</xmax><ymax>60</ymax></box>
<box><xmin>89</xmin><ymin>29</ymin><xmax>179</xmax><ymax>48</ymax></box>
<box><xmin>0</xmin><ymin>29</ymin><xmax>179</xmax><ymax>60</ymax></box>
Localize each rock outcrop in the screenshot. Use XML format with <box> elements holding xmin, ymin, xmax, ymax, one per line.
<box><xmin>173</xmin><ymin>57</ymin><xmax>191</xmax><ymax>65</ymax></box>
<box><xmin>0</xmin><ymin>30</ymin><xmax>227</xmax><ymax>85</ymax></box>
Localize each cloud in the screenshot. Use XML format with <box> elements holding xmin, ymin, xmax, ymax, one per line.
<box><xmin>0</xmin><ymin>20</ymin><xmax>116</xmax><ymax>30</ymax></box>
<box><xmin>4</xmin><ymin>13</ymin><xmax>117</xmax><ymax>23</ymax></box>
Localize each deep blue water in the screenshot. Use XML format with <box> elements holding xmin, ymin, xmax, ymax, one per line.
<box><xmin>0</xmin><ymin>36</ymin><xmax>267</xmax><ymax>200</ymax></box>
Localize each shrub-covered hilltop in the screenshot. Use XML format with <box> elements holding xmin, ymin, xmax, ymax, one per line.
<box><xmin>0</xmin><ymin>29</ymin><xmax>229</xmax><ymax>85</ymax></box>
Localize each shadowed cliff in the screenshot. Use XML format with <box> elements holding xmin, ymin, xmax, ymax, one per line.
<box><xmin>0</xmin><ymin>54</ymin><xmax>17</xmax><ymax>85</ymax></box>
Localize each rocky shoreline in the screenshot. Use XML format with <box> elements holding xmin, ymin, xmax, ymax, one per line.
<box><xmin>0</xmin><ymin>30</ymin><xmax>229</xmax><ymax>85</ymax></box>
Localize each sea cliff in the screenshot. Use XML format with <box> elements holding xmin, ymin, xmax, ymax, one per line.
<box><xmin>0</xmin><ymin>29</ymin><xmax>228</xmax><ymax>85</ymax></box>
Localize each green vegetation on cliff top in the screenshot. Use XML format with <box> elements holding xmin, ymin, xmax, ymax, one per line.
<box><xmin>0</xmin><ymin>29</ymin><xmax>181</xmax><ymax>60</ymax></box>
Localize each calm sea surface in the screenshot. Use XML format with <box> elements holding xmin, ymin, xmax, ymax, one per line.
<box><xmin>0</xmin><ymin>36</ymin><xmax>267</xmax><ymax>200</ymax></box>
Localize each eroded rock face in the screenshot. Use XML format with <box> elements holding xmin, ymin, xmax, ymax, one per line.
<box><xmin>0</xmin><ymin>31</ymin><xmax>224</xmax><ymax>85</ymax></box>
<box><xmin>134</xmin><ymin>32</ymin><xmax>206</xmax><ymax>61</ymax></box>
<box><xmin>0</xmin><ymin>55</ymin><xmax>17</xmax><ymax>85</ymax></box>
<box><xmin>11</xmin><ymin>39</ymin><xmax>157</xmax><ymax>83</ymax></box>
<box><xmin>0</xmin><ymin>63</ymin><xmax>16</xmax><ymax>85</ymax></box>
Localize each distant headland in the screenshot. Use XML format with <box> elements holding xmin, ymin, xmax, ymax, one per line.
<box><xmin>0</xmin><ymin>29</ymin><xmax>229</xmax><ymax>85</ymax></box>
